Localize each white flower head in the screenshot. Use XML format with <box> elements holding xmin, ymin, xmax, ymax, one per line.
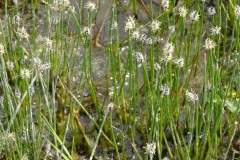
<box><xmin>163</xmin><ymin>42</ymin><xmax>174</xmax><ymax>55</ymax></box>
<box><xmin>20</xmin><ymin>68</ymin><xmax>31</xmax><ymax>80</ymax></box>
<box><xmin>82</xmin><ymin>26</ymin><xmax>92</xmax><ymax>38</ymax></box>
<box><xmin>161</xmin><ymin>0</ymin><xmax>170</xmax><ymax>11</ymax></box>
<box><xmin>190</xmin><ymin>10</ymin><xmax>200</xmax><ymax>22</ymax></box>
<box><xmin>43</xmin><ymin>37</ymin><xmax>53</xmax><ymax>49</ymax></box>
<box><xmin>154</xmin><ymin>63</ymin><xmax>161</xmax><ymax>72</ymax></box>
<box><xmin>204</xmin><ymin>38</ymin><xmax>216</xmax><ymax>50</ymax></box>
<box><xmin>29</xmin><ymin>86</ymin><xmax>35</xmax><ymax>96</ymax></box>
<box><xmin>13</xmin><ymin>14</ymin><xmax>21</xmax><ymax>25</ymax></box>
<box><xmin>139</xmin><ymin>34</ymin><xmax>147</xmax><ymax>43</ymax></box>
<box><xmin>163</xmin><ymin>42</ymin><xmax>174</xmax><ymax>62</ymax></box>
<box><xmin>168</xmin><ymin>25</ymin><xmax>175</xmax><ymax>34</ymax></box>
<box><xmin>51</xmin><ymin>1</ymin><xmax>60</xmax><ymax>11</ymax></box>
<box><xmin>178</xmin><ymin>6</ymin><xmax>187</xmax><ymax>18</ymax></box>
<box><xmin>56</xmin><ymin>0</ymin><xmax>70</xmax><ymax>8</ymax></box>
<box><xmin>154</xmin><ymin>36</ymin><xmax>162</xmax><ymax>44</ymax></box>
<box><xmin>125</xmin><ymin>16</ymin><xmax>136</xmax><ymax>32</ymax></box>
<box><xmin>163</xmin><ymin>52</ymin><xmax>173</xmax><ymax>62</ymax></box>
<box><xmin>51</xmin><ymin>13</ymin><xmax>59</xmax><ymax>24</ymax></box>
<box><xmin>131</xmin><ymin>30</ymin><xmax>140</xmax><ymax>40</ymax></box>
<box><xmin>0</xmin><ymin>96</ymin><xmax>4</xmax><ymax>104</ymax></box>
<box><xmin>143</xmin><ymin>142</ymin><xmax>156</xmax><ymax>156</ymax></box>
<box><xmin>12</xmin><ymin>0</ymin><xmax>18</xmax><ymax>5</ymax></box>
<box><xmin>17</xmin><ymin>27</ymin><xmax>29</xmax><ymax>39</ymax></box>
<box><xmin>0</xmin><ymin>44</ymin><xmax>5</xmax><ymax>55</ymax></box>
<box><xmin>7</xmin><ymin>61</ymin><xmax>14</xmax><ymax>70</ymax></box>
<box><xmin>108</xmin><ymin>87</ymin><xmax>114</xmax><ymax>98</ymax></box>
<box><xmin>153</xmin><ymin>36</ymin><xmax>160</xmax><ymax>44</ymax></box>
<box><xmin>211</xmin><ymin>26</ymin><xmax>221</xmax><ymax>35</ymax></box>
<box><xmin>36</xmin><ymin>35</ymin><xmax>43</xmax><ymax>43</ymax></box>
<box><xmin>84</xmin><ymin>1</ymin><xmax>97</xmax><ymax>11</ymax></box>
<box><xmin>61</xmin><ymin>0</ymin><xmax>70</xmax><ymax>8</ymax></box>
<box><xmin>146</xmin><ymin>38</ymin><xmax>153</xmax><ymax>45</ymax></box>
<box><xmin>103</xmin><ymin>102</ymin><xmax>115</xmax><ymax>115</ymax></box>
<box><xmin>185</xmin><ymin>89</ymin><xmax>199</xmax><ymax>103</ymax></box>
<box><xmin>208</xmin><ymin>6</ymin><xmax>216</xmax><ymax>16</ymax></box>
<box><xmin>235</xmin><ymin>5</ymin><xmax>240</xmax><ymax>18</ymax></box>
<box><xmin>39</xmin><ymin>63</ymin><xmax>51</xmax><ymax>73</ymax></box>
<box><xmin>34</xmin><ymin>57</ymin><xmax>42</xmax><ymax>67</ymax></box>
<box><xmin>112</xmin><ymin>21</ymin><xmax>118</xmax><ymax>30</ymax></box>
<box><xmin>174</xmin><ymin>58</ymin><xmax>185</xmax><ymax>67</ymax></box>
<box><xmin>37</xmin><ymin>36</ymin><xmax>53</xmax><ymax>49</ymax></box>
<box><xmin>21</xmin><ymin>154</ymin><xmax>29</xmax><ymax>160</ymax></box>
<box><xmin>159</xmin><ymin>84</ymin><xmax>170</xmax><ymax>96</ymax></box>
<box><xmin>15</xmin><ymin>89</ymin><xmax>21</xmax><ymax>99</ymax></box>
<box><xmin>126</xmin><ymin>72</ymin><xmax>130</xmax><ymax>78</ymax></box>
<box><xmin>6</xmin><ymin>132</ymin><xmax>16</xmax><ymax>142</ymax></box>
<box><xmin>68</xmin><ymin>6</ymin><xmax>76</xmax><ymax>13</ymax></box>
<box><xmin>135</xmin><ymin>52</ymin><xmax>145</xmax><ymax>63</ymax></box>
<box><xmin>150</xmin><ymin>20</ymin><xmax>161</xmax><ymax>32</ymax></box>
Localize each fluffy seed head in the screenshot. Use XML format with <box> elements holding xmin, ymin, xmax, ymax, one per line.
<box><xmin>150</xmin><ymin>20</ymin><xmax>161</xmax><ymax>32</ymax></box>
<box><xmin>39</xmin><ymin>63</ymin><xmax>51</xmax><ymax>73</ymax></box>
<box><xmin>59</xmin><ymin>0</ymin><xmax>70</xmax><ymax>8</ymax></box>
<box><xmin>103</xmin><ymin>103</ymin><xmax>115</xmax><ymax>115</ymax></box>
<box><xmin>84</xmin><ymin>1</ymin><xmax>96</xmax><ymax>11</ymax></box>
<box><xmin>131</xmin><ymin>30</ymin><xmax>140</xmax><ymax>40</ymax></box>
<box><xmin>135</xmin><ymin>52</ymin><xmax>145</xmax><ymax>63</ymax></box>
<box><xmin>154</xmin><ymin>63</ymin><xmax>161</xmax><ymax>72</ymax></box>
<box><xmin>211</xmin><ymin>26</ymin><xmax>221</xmax><ymax>35</ymax></box>
<box><xmin>163</xmin><ymin>42</ymin><xmax>174</xmax><ymax>62</ymax></box>
<box><xmin>0</xmin><ymin>44</ymin><xmax>5</xmax><ymax>55</ymax></box>
<box><xmin>204</xmin><ymin>38</ymin><xmax>216</xmax><ymax>50</ymax></box>
<box><xmin>68</xmin><ymin>6</ymin><xmax>75</xmax><ymax>13</ymax></box>
<box><xmin>235</xmin><ymin>5</ymin><xmax>240</xmax><ymax>18</ymax></box>
<box><xmin>146</xmin><ymin>38</ymin><xmax>153</xmax><ymax>45</ymax></box>
<box><xmin>168</xmin><ymin>25</ymin><xmax>175</xmax><ymax>34</ymax></box>
<box><xmin>159</xmin><ymin>84</ymin><xmax>170</xmax><ymax>96</ymax></box>
<box><xmin>0</xmin><ymin>96</ymin><xmax>4</xmax><ymax>104</ymax></box>
<box><xmin>12</xmin><ymin>0</ymin><xmax>18</xmax><ymax>5</ymax></box>
<box><xmin>178</xmin><ymin>6</ymin><xmax>187</xmax><ymax>17</ymax></box>
<box><xmin>82</xmin><ymin>26</ymin><xmax>92</xmax><ymax>38</ymax></box>
<box><xmin>174</xmin><ymin>58</ymin><xmax>185</xmax><ymax>67</ymax></box>
<box><xmin>34</xmin><ymin>57</ymin><xmax>42</xmax><ymax>67</ymax></box>
<box><xmin>190</xmin><ymin>10</ymin><xmax>200</xmax><ymax>22</ymax></box>
<box><xmin>112</xmin><ymin>21</ymin><xmax>118</xmax><ymax>30</ymax></box>
<box><xmin>208</xmin><ymin>6</ymin><xmax>216</xmax><ymax>16</ymax></box>
<box><xmin>161</xmin><ymin>0</ymin><xmax>170</xmax><ymax>11</ymax></box>
<box><xmin>20</xmin><ymin>68</ymin><xmax>31</xmax><ymax>80</ymax></box>
<box><xmin>6</xmin><ymin>61</ymin><xmax>14</xmax><ymax>70</ymax></box>
<box><xmin>125</xmin><ymin>16</ymin><xmax>136</xmax><ymax>32</ymax></box>
<box><xmin>143</xmin><ymin>142</ymin><xmax>156</xmax><ymax>156</ymax></box>
<box><xmin>185</xmin><ymin>89</ymin><xmax>199</xmax><ymax>103</ymax></box>
<box><xmin>13</xmin><ymin>14</ymin><xmax>21</xmax><ymax>25</ymax></box>
<box><xmin>17</xmin><ymin>27</ymin><xmax>29</xmax><ymax>39</ymax></box>
<box><xmin>43</xmin><ymin>37</ymin><xmax>53</xmax><ymax>49</ymax></box>
<box><xmin>140</xmin><ymin>34</ymin><xmax>147</xmax><ymax>43</ymax></box>
<box><xmin>15</xmin><ymin>89</ymin><xmax>21</xmax><ymax>99</ymax></box>
<box><xmin>154</xmin><ymin>36</ymin><xmax>162</xmax><ymax>44</ymax></box>
<box><xmin>21</xmin><ymin>154</ymin><xmax>29</xmax><ymax>160</ymax></box>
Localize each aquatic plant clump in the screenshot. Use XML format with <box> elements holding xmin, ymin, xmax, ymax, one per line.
<box><xmin>0</xmin><ymin>0</ymin><xmax>239</xmax><ymax>159</ymax></box>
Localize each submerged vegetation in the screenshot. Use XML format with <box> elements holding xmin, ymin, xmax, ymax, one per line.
<box><xmin>0</xmin><ymin>0</ymin><xmax>239</xmax><ymax>159</ymax></box>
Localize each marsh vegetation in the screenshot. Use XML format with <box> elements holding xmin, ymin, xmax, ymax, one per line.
<box><xmin>0</xmin><ymin>0</ymin><xmax>239</xmax><ymax>159</ymax></box>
